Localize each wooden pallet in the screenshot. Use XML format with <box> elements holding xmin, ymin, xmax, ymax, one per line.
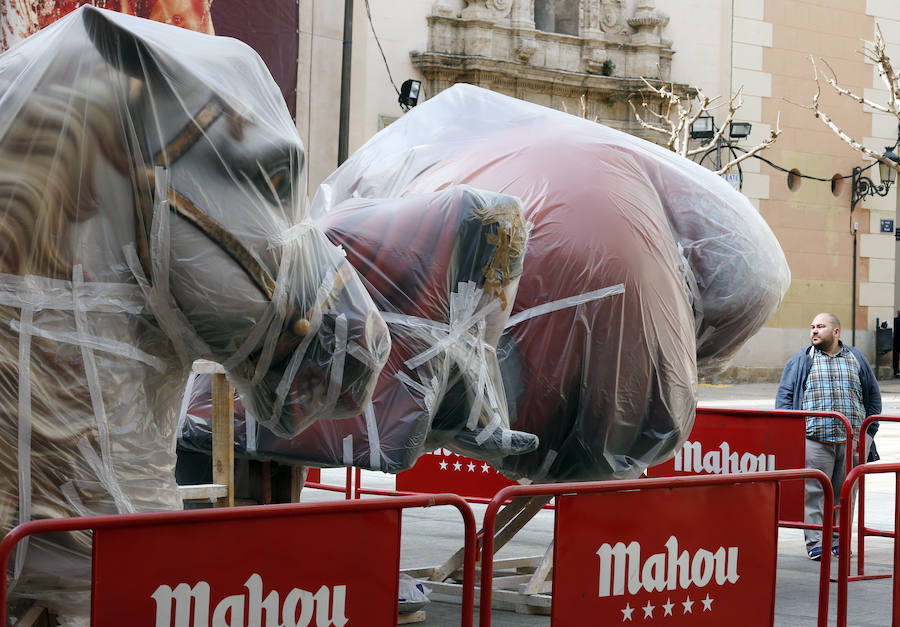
<box><xmin>402</xmin><ymin>495</ymin><xmax>555</xmax><ymax>615</ymax></box>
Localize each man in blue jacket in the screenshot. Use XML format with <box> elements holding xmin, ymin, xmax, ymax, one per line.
<box><xmin>776</xmin><ymin>312</ymin><xmax>881</xmax><ymax>561</ymax></box>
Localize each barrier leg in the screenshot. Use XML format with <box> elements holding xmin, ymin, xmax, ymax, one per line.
<box><xmin>858</xmin><ymin>473</ymin><xmax>866</xmax><ymax>576</ymax></box>
<box><xmin>894</xmin><ymin>474</ymin><xmax>900</xmax><ymax>626</ymax></box>
<box><xmin>429</xmin><ymin>496</ymin><xmax>546</xmax><ymax>583</ymax></box>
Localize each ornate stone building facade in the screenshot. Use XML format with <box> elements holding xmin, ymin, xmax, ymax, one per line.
<box><xmin>412</xmin><ymin>0</ymin><xmax>690</xmax><ymax>138</ymax></box>
<box><xmin>297</xmin><ymin>0</ymin><xmax>900</xmax><ymax>376</ymax></box>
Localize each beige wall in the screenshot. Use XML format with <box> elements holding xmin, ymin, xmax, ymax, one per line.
<box><xmin>719</xmin><ymin>0</ymin><xmax>899</xmax><ymax>374</ymax></box>
<box><xmin>296</xmin><ymin>0</ymin><xmax>900</xmax><ymax>373</ymax></box>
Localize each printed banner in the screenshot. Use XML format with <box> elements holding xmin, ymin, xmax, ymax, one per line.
<box><xmin>646</xmin><ymin>408</ymin><xmax>807</xmax><ymax>521</ymax></box>
<box><xmin>1</xmin><ymin>1</ymin><xmax>213</xmax><ymax>50</ymax></box>
<box><xmin>553</xmin><ymin>482</ymin><xmax>778</xmax><ymax>626</ymax></box>
<box><xmin>92</xmin><ymin>508</ymin><xmax>400</xmax><ymax>626</ymax></box>
<box><xmin>395</xmin><ymin>448</ymin><xmax>515</xmax><ymax>499</ymax></box>
<box><xmin>1</xmin><ymin>0</ymin><xmax>298</xmax><ymax>116</ymax></box>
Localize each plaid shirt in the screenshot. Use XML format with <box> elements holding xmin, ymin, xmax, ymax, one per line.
<box><xmin>801</xmin><ymin>345</ymin><xmax>864</xmax><ymax>442</ymax></box>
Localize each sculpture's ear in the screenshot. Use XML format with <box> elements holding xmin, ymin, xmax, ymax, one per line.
<box><xmin>81</xmin><ymin>5</ymin><xmax>161</xmax><ymax>80</ymax></box>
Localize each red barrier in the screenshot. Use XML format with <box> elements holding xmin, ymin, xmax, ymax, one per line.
<box><xmin>0</xmin><ymin>495</ymin><xmax>477</xmax><ymax>627</ymax></box>
<box><xmin>305</xmin><ymin>466</ymin><xmax>356</xmax><ymax>499</ymax></box>
<box><xmin>306</xmin><ymin>459</ymin><xmax>527</xmax><ymax>506</ymax></box>
<box><xmin>395</xmin><ymin>450</ymin><xmax>516</xmax><ymax>501</ymax></box>
<box><xmin>479</xmin><ymin>470</ymin><xmax>833</xmax><ymax>627</ymax></box>
<box><xmin>836</xmin><ymin>462</ymin><xmax>900</xmax><ymax>627</ymax></box>
<box><xmin>854</xmin><ymin>414</ymin><xmax>895</xmax><ymax>580</ymax></box>
<box><xmin>307</xmin><ymin>407</ymin><xmax>853</xmax><ymax>519</ymax></box>
<box><xmin>649</xmin><ymin>407</ymin><xmax>852</xmax><ymax>528</ymax></box>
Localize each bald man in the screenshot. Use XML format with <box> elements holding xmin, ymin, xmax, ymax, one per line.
<box><xmin>776</xmin><ymin>313</ymin><xmax>881</xmax><ymax>561</ymax></box>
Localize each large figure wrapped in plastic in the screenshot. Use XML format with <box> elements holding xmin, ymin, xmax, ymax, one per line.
<box><xmin>180</xmin><ymin>185</ymin><xmax>539</xmax><ymax>473</ymax></box>
<box><xmin>0</xmin><ymin>6</ymin><xmax>388</xmax><ymax>618</ymax></box>
<box><xmin>313</xmin><ymin>84</ymin><xmax>791</xmax><ymax>483</ymax></box>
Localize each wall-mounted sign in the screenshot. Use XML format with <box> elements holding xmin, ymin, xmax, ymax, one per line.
<box><xmin>881</xmin><ymin>218</ymin><xmax>894</xmax><ymax>234</ymax></box>
<box><xmin>722</xmin><ymin>172</ymin><xmax>740</xmax><ymax>191</ymax></box>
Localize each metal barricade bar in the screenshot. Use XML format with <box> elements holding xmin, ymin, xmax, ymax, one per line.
<box><xmin>0</xmin><ymin>494</ymin><xmax>478</xmax><ymax>627</ymax></box>
<box><xmin>653</xmin><ymin>407</ymin><xmax>852</xmax><ymax>533</ymax></box>
<box><xmin>836</xmin><ymin>462</ymin><xmax>900</xmax><ymax>627</ymax></box>
<box><xmin>478</xmin><ymin>470</ymin><xmax>833</xmax><ymax>627</ymax></box>
<box><xmin>855</xmin><ymin>414</ymin><xmax>896</xmax><ymax>580</ymax></box>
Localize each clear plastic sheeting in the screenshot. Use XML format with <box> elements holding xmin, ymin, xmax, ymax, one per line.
<box><xmin>180</xmin><ymin>186</ymin><xmax>539</xmax><ymax>472</ymax></box>
<box><xmin>312</xmin><ymin>83</ymin><xmax>790</xmax><ymax>483</ymax></box>
<box><xmin>0</xmin><ymin>5</ymin><xmax>387</xmax><ymax>618</ymax></box>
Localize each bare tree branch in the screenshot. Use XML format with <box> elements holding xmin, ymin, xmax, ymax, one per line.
<box><xmin>716</xmin><ymin>112</ymin><xmax>782</xmax><ymax>174</ymax></box>
<box><xmin>628</xmin><ymin>77</ymin><xmax>778</xmax><ymax>175</ymax></box>
<box><xmin>685</xmin><ymin>88</ymin><xmax>742</xmax><ymax>157</ymax></box>
<box><xmin>816</xmin><ymin>56</ymin><xmax>893</xmax><ymax>115</ymax></box>
<box><xmin>805</xmin><ymin>50</ymin><xmax>900</xmax><ymax>177</ymax></box>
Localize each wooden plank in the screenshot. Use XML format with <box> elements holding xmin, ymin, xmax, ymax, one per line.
<box><xmin>290</xmin><ymin>465</ymin><xmax>306</xmax><ymax>503</ymax></box>
<box><xmin>192</xmin><ymin>359</ymin><xmax>226</xmax><ymax>374</ymax></box>
<box><xmin>488</xmin><ymin>574</ymin><xmax>534</xmax><ymax>588</ymax></box>
<box><xmin>13</xmin><ymin>604</ymin><xmax>48</xmax><ymax>627</ymax></box>
<box><xmin>211</xmin><ymin>371</ymin><xmax>235</xmax><ymax>508</ymax></box>
<box><xmin>521</xmin><ymin>541</ymin><xmax>553</xmax><ymax>595</ymax></box>
<box><xmin>428</xmin><ymin>496</ymin><xmax>543</xmax><ymax>582</ymax></box>
<box><xmin>397</xmin><ymin>610</ymin><xmax>427</xmax><ymax>624</ymax></box>
<box><xmin>401</xmin><ymin>566</ymin><xmax>437</xmax><ymax>579</ymax></box>
<box><xmin>518</xmin><ymin>580</ymin><xmax>552</xmax><ymax>594</ymax></box>
<box><xmin>490</xmin><ymin>556</ymin><xmax>542</xmax><ymax>570</ymax></box>
<box><xmin>177</xmin><ymin>484</ymin><xmax>228</xmax><ymax>502</ymax></box>
<box><xmin>426</xmin><ymin>579</ymin><xmax>554</xmax><ymax>613</ymax></box>
<box><xmin>492</xmin><ymin>496</ymin><xmax>553</xmax><ymax>554</ymax></box>
<box><xmin>496</xmin><ymin>590</ymin><xmax>552</xmax><ymax>608</ymax></box>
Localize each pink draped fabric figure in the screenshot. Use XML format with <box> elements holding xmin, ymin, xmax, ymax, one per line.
<box><xmin>311</xmin><ymin>84</ymin><xmax>791</xmax><ymax>483</ymax></box>
<box><xmin>179</xmin><ymin>186</ymin><xmax>539</xmax><ymax>473</ymax></box>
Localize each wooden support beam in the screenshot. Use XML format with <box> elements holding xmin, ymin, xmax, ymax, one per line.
<box><xmin>211</xmin><ymin>370</ymin><xmax>234</xmax><ymax>508</ymax></box>
<box><xmin>428</xmin><ymin>495</ymin><xmax>552</xmax><ymax>582</ymax></box>
<box><xmin>521</xmin><ymin>540</ymin><xmax>553</xmax><ymax>595</ymax></box>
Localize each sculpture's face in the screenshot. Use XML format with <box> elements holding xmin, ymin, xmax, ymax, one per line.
<box><xmin>82</xmin><ymin>6</ymin><xmax>390</xmax><ymax>433</ymax></box>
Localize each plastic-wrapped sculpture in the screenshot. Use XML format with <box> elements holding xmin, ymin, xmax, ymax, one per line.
<box><xmin>0</xmin><ymin>6</ymin><xmax>388</xmax><ymax>617</ymax></box>
<box><xmin>312</xmin><ymin>84</ymin><xmax>791</xmax><ymax>483</ymax></box>
<box><xmin>180</xmin><ymin>185</ymin><xmax>539</xmax><ymax>473</ymax></box>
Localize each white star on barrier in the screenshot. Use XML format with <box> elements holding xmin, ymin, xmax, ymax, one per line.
<box><xmin>439</xmin><ymin>460</ymin><xmax>448</xmax><ymax>470</ymax></box>
<box><xmin>662</xmin><ymin>598</ymin><xmax>674</xmax><ymax>616</ymax></box>
<box><xmin>682</xmin><ymin>596</ymin><xmax>694</xmax><ymax>614</ymax></box>
<box><xmin>642</xmin><ymin>601</ymin><xmax>655</xmax><ymax>618</ymax></box>
<box><xmin>702</xmin><ymin>594</ymin><xmax>714</xmax><ymax>611</ymax></box>
<box><xmin>467</xmin><ymin>462</ymin><xmax>476</xmax><ymax>472</ymax></box>
<box><xmin>453</xmin><ymin>461</ymin><xmax>462</xmax><ymax>471</ymax></box>
<box><xmin>481</xmin><ymin>463</ymin><xmax>490</xmax><ymax>473</ymax></box>
<box><xmin>621</xmin><ymin>603</ymin><xmax>634</xmax><ymax>621</ymax></box>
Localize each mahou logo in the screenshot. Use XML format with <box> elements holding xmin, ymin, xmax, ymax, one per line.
<box><xmin>151</xmin><ymin>573</ymin><xmax>348</xmax><ymax>627</ymax></box>
<box><xmin>674</xmin><ymin>440</ymin><xmax>775</xmax><ymax>474</ymax></box>
<box><xmin>596</xmin><ymin>535</ymin><xmax>740</xmax><ymax>598</ymax></box>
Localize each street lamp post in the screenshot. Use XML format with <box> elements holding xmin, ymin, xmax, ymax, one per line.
<box><xmin>689</xmin><ymin>115</ymin><xmax>752</xmax><ymax>190</ymax></box>
<box><xmin>848</xmin><ymin>137</ymin><xmax>900</xmax><ymax>345</ymax></box>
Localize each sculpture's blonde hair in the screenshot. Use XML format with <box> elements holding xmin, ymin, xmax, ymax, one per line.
<box><xmin>0</xmin><ymin>81</ymin><xmax>124</xmax><ymax>541</ymax></box>
<box><xmin>0</xmin><ymin>83</ymin><xmax>124</xmax><ymax>277</ymax></box>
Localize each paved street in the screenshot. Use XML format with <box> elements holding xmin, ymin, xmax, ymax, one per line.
<box><xmin>302</xmin><ymin>380</ymin><xmax>900</xmax><ymax>626</ymax></box>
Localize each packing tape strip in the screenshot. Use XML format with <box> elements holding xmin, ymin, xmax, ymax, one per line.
<box><xmin>505</xmin><ymin>283</ymin><xmax>626</xmax><ymax>329</ymax></box>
